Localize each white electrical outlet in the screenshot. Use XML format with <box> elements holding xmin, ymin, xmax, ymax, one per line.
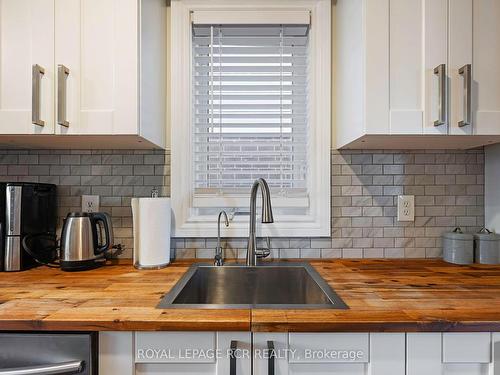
<box><xmin>397</xmin><ymin>195</ymin><xmax>415</xmax><ymax>222</ymax></box>
<box><xmin>82</xmin><ymin>195</ymin><xmax>100</xmax><ymax>213</ymax></box>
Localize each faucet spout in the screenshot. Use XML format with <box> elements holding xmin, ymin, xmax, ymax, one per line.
<box><xmin>214</xmin><ymin>210</ymin><xmax>229</xmax><ymax>266</ymax></box>
<box><xmin>246</xmin><ymin>178</ymin><xmax>274</xmax><ymax>266</ymax></box>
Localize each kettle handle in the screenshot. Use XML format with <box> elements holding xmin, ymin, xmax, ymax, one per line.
<box><xmin>91</xmin><ymin>213</ymin><xmax>111</xmax><ymax>254</ymax></box>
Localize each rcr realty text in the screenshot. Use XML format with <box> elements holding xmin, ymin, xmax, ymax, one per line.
<box><xmin>137</xmin><ymin>348</ymin><xmax>365</xmax><ymax>361</ymax></box>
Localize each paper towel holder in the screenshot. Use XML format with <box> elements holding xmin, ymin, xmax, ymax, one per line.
<box><xmin>132</xmin><ymin>196</ymin><xmax>171</xmax><ymax>270</ymax></box>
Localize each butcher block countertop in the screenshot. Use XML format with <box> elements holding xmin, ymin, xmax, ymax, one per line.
<box><xmin>0</xmin><ymin>259</ymin><xmax>499</xmax><ymax>332</ymax></box>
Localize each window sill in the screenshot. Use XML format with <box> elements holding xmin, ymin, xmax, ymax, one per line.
<box><xmin>192</xmin><ymin>194</ymin><xmax>310</xmax><ymax>208</ymax></box>
<box><xmin>172</xmin><ymin>213</ymin><xmax>330</xmax><ymax>238</ymax></box>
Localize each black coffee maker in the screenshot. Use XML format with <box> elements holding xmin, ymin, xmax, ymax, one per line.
<box><xmin>0</xmin><ymin>182</ymin><xmax>57</xmax><ymax>271</ymax></box>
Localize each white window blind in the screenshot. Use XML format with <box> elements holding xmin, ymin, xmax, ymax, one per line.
<box><xmin>192</xmin><ymin>24</ymin><xmax>309</xmax><ymax>196</ymax></box>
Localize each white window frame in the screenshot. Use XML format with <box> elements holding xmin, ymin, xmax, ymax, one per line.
<box><xmin>170</xmin><ymin>0</ymin><xmax>331</xmax><ymax>237</ymax></box>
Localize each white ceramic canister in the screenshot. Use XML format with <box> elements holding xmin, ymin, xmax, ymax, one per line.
<box><xmin>474</xmin><ymin>228</ymin><xmax>500</xmax><ymax>264</ymax></box>
<box><xmin>442</xmin><ymin>227</ymin><xmax>474</xmax><ymax>265</ymax></box>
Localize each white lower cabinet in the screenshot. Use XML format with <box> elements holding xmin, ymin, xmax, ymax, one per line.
<box><xmin>100</xmin><ymin>332</ymin><xmax>135</xmax><ymax>375</ymax></box>
<box><xmin>253</xmin><ymin>333</ymin><xmax>405</xmax><ymax>375</ymax></box>
<box><xmin>99</xmin><ymin>332</ymin><xmax>500</xmax><ymax>375</ymax></box>
<box><xmin>407</xmin><ymin>332</ymin><xmax>496</xmax><ymax>375</ymax></box>
<box><xmin>134</xmin><ymin>332</ymin><xmax>251</xmax><ymax>375</ymax></box>
<box><xmin>494</xmin><ymin>333</ymin><xmax>500</xmax><ymax>375</ymax></box>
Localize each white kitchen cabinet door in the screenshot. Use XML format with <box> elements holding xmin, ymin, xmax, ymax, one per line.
<box><xmin>253</xmin><ymin>333</ymin><xmax>405</xmax><ymax>375</ymax></box>
<box><xmin>423</xmin><ymin>0</ymin><xmax>448</xmax><ymax>135</ymax></box>
<box><xmin>473</xmin><ymin>0</ymin><xmax>500</xmax><ymax>136</ymax></box>
<box><xmin>390</xmin><ymin>0</ymin><xmax>455</xmax><ymax>136</ymax></box>
<box><xmin>135</xmin><ymin>332</ymin><xmax>251</xmax><ymax>375</ymax></box>
<box><xmin>335</xmin><ymin>0</ymin><xmax>390</xmax><ymax>147</ymax></box>
<box><xmin>407</xmin><ymin>333</ymin><xmax>492</xmax><ymax>375</ymax></box>
<box><xmin>0</xmin><ymin>0</ymin><xmax>55</xmax><ymax>135</ymax></box>
<box><xmin>54</xmin><ymin>0</ymin><xmax>138</xmax><ymax>136</ymax></box>
<box><xmin>99</xmin><ymin>332</ymin><xmax>135</xmax><ymax>375</ymax></box>
<box><xmin>494</xmin><ymin>333</ymin><xmax>500</xmax><ymax>375</ymax></box>
<box><xmin>448</xmin><ymin>0</ymin><xmax>473</xmax><ymax>135</ymax></box>
<box><xmin>389</xmin><ymin>0</ymin><xmax>424</xmax><ymax>134</ymax></box>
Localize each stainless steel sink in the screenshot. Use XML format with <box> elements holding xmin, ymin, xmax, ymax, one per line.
<box><xmin>157</xmin><ymin>263</ymin><xmax>348</xmax><ymax>309</ymax></box>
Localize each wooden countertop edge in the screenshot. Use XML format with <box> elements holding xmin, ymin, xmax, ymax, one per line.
<box><xmin>0</xmin><ymin>319</ymin><xmax>252</xmax><ymax>332</ymax></box>
<box><xmin>250</xmin><ymin>321</ymin><xmax>500</xmax><ymax>333</ymax></box>
<box><xmin>1</xmin><ymin>319</ymin><xmax>499</xmax><ymax>333</ymax></box>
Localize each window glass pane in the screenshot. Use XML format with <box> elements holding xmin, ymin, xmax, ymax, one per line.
<box><xmin>193</xmin><ymin>24</ymin><xmax>309</xmax><ymax>193</ymax></box>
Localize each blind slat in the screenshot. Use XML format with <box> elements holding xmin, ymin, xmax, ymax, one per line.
<box><xmin>194</xmin><ymin>47</ymin><xmax>308</xmax><ymax>55</ymax></box>
<box><xmin>195</xmin><ymin>66</ymin><xmax>307</xmax><ymax>73</ymax></box>
<box><xmin>195</xmin><ymin>104</ymin><xmax>306</xmax><ymax>109</ymax></box>
<box><xmin>195</xmin><ymin>115</ymin><xmax>307</xmax><ymax>120</ymax></box>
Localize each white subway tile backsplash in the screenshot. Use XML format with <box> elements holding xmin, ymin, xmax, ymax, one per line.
<box><xmin>321</xmin><ymin>249</ymin><xmax>342</xmax><ymax>259</ymax></box>
<box><xmin>0</xmin><ymin>148</ymin><xmax>484</xmax><ymax>260</ymax></box>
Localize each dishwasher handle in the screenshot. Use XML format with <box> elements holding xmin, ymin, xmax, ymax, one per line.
<box><xmin>0</xmin><ymin>361</ymin><xmax>84</xmax><ymax>375</ymax></box>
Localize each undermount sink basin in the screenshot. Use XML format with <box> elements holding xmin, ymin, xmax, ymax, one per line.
<box><xmin>157</xmin><ymin>263</ymin><xmax>348</xmax><ymax>309</ymax></box>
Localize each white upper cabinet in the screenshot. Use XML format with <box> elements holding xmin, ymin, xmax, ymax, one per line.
<box><xmin>335</xmin><ymin>0</ymin><xmax>500</xmax><ymax>149</ymax></box>
<box><xmin>389</xmin><ymin>0</ymin><xmax>425</xmax><ymax>135</ymax></box>
<box><xmin>335</xmin><ymin>0</ymin><xmax>389</xmax><ymax>146</ymax></box>
<box><xmin>473</xmin><ymin>0</ymin><xmax>500</xmax><ymax>136</ymax></box>
<box><xmin>0</xmin><ymin>0</ymin><xmax>55</xmax><ymax>135</ymax></box>
<box><xmin>0</xmin><ymin>0</ymin><xmax>166</xmax><ymax>148</ymax></box>
<box><xmin>54</xmin><ymin>0</ymin><xmax>138</xmax><ymax>136</ymax></box>
<box><xmin>424</xmin><ymin>0</ymin><xmax>448</xmax><ymax>135</ymax></box>
<box><xmin>448</xmin><ymin>0</ymin><xmax>473</xmax><ymax>135</ymax></box>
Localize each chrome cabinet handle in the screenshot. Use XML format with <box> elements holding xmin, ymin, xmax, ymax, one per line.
<box><xmin>230</xmin><ymin>340</ymin><xmax>237</xmax><ymax>375</ymax></box>
<box><xmin>267</xmin><ymin>341</ymin><xmax>275</xmax><ymax>375</ymax></box>
<box><xmin>434</xmin><ymin>64</ymin><xmax>446</xmax><ymax>126</ymax></box>
<box><xmin>57</xmin><ymin>64</ymin><xmax>70</xmax><ymax>127</ymax></box>
<box><xmin>0</xmin><ymin>360</ymin><xmax>83</xmax><ymax>375</ymax></box>
<box><xmin>458</xmin><ymin>64</ymin><xmax>472</xmax><ymax>127</ymax></box>
<box><xmin>32</xmin><ymin>64</ymin><xmax>45</xmax><ymax>126</ymax></box>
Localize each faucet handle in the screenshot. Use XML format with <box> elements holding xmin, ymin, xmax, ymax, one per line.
<box><xmin>214</xmin><ymin>248</ymin><xmax>224</xmax><ymax>266</ymax></box>
<box><xmin>255</xmin><ymin>248</ymin><xmax>271</xmax><ymax>259</ymax></box>
<box><xmin>255</xmin><ymin>237</ymin><xmax>271</xmax><ymax>259</ymax></box>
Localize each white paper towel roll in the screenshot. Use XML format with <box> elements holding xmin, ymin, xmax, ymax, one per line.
<box><xmin>131</xmin><ymin>197</ymin><xmax>171</xmax><ymax>269</ymax></box>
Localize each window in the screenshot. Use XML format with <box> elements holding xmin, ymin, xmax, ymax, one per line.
<box><xmin>193</xmin><ymin>24</ymin><xmax>308</xmax><ymax>196</ymax></box>
<box><xmin>171</xmin><ymin>0</ymin><xmax>331</xmax><ymax>237</ymax></box>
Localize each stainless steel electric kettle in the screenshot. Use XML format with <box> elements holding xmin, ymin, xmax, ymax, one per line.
<box><xmin>60</xmin><ymin>212</ymin><xmax>114</xmax><ymax>271</ymax></box>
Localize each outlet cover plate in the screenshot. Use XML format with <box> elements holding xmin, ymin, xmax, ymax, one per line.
<box><xmin>82</xmin><ymin>195</ymin><xmax>100</xmax><ymax>213</ymax></box>
<box><xmin>397</xmin><ymin>195</ymin><xmax>415</xmax><ymax>222</ymax></box>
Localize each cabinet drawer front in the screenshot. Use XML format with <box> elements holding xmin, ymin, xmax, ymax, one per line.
<box><xmin>135</xmin><ymin>332</ymin><xmax>216</xmax><ymax>363</ymax></box>
<box><xmin>442</xmin><ymin>333</ymin><xmax>491</xmax><ymax>363</ymax></box>
<box><xmin>289</xmin><ymin>333</ymin><xmax>369</xmax><ymax>363</ymax></box>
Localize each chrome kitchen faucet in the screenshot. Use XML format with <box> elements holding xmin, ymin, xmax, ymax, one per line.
<box><xmin>246</xmin><ymin>178</ymin><xmax>274</xmax><ymax>266</ymax></box>
<box><xmin>214</xmin><ymin>210</ymin><xmax>229</xmax><ymax>266</ymax></box>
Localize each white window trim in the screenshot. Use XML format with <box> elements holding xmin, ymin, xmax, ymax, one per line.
<box><xmin>170</xmin><ymin>0</ymin><xmax>331</xmax><ymax>238</ymax></box>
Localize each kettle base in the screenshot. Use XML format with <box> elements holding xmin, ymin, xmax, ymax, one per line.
<box><xmin>60</xmin><ymin>258</ymin><xmax>105</xmax><ymax>272</ymax></box>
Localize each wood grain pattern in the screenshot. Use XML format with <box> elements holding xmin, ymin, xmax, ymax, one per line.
<box><xmin>252</xmin><ymin>259</ymin><xmax>500</xmax><ymax>332</ymax></box>
<box><xmin>0</xmin><ymin>259</ymin><xmax>499</xmax><ymax>332</ymax></box>
<box><xmin>0</xmin><ymin>261</ymin><xmax>250</xmax><ymax>331</ymax></box>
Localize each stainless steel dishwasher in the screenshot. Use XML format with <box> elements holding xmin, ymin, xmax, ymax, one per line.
<box><xmin>0</xmin><ymin>332</ymin><xmax>97</xmax><ymax>375</ymax></box>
